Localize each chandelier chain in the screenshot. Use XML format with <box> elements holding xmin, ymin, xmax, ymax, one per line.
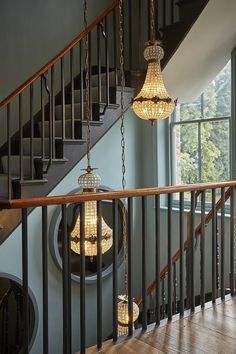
<box><xmin>150</xmin><ymin>0</ymin><xmax>156</xmax><ymax>42</ymax></box>
<box><xmin>119</xmin><ymin>0</ymin><xmax>128</xmax><ymax>297</ymax></box>
<box><xmin>84</xmin><ymin>0</ymin><xmax>91</xmax><ymax>168</ymax></box>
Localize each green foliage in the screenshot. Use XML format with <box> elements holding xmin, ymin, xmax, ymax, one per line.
<box><xmin>176</xmin><ymin>61</ymin><xmax>231</xmax><ymax>185</ymax></box>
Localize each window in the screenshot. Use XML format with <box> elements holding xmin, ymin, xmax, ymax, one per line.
<box><xmin>170</xmin><ymin>61</ymin><xmax>231</xmax><ymax>193</ymax></box>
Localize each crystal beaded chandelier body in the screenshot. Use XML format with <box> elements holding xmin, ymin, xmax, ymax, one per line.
<box><xmin>70</xmin><ymin>0</ymin><xmax>112</xmax><ymax>259</ymax></box>
<box><xmin>132</xmin><ymin>0</ymin><xmax>177</xmax><ymax>122</ymax></box>
<box><xmin>117</xmin><ymin>0</ymin><xmax>139</xmax><ymax>336</ymax></box>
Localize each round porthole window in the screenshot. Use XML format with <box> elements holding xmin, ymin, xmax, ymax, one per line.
<box><xmin>49</xmin><ymin>186</ymin><xmax>124</xmax><ymax>284</ymax></box>
<box><xmin>0</xmin><ymin>273</ymin><xmax>38</xmax><ymax>353</ymax></box>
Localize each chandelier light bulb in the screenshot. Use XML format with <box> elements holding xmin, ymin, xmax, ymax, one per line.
<box><xmin>132</xmin><ymin>41</ymin><xmax>177</xmax><ymax>122</ymax></box>
<box><xmin>70</xmin><ymin>167</ymin><xmax>113</xmax><ymax>258</ymax></box>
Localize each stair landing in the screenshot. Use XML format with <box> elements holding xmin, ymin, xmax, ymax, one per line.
<box><xmin>87</xmin><ymin>296</ymin><xmax>236</xmax><ymax>354</ymax></box>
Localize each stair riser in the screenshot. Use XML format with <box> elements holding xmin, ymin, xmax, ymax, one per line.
<box><xmin>74</xmin><ymin>71</ymin><xmax>116</xmax><ymax>90</ymax></box>
<box><xmin>55</xmin><ymin>103</ymin><xmax>100</xmax><ymax>121</ymax></box>
<box><xmin>38</xmin><ymin>121</ymin><xmax>82</xmax><ymax>139</ymax></box>
<box><xmin>1</xmin><ymin>156</ymin><xmax>35</xmax><ymax>178</ymax></box>
<box><xmin>66</xmin><ymin>86</ymin><xmax>116</xmax><ymax>105</ymax></box>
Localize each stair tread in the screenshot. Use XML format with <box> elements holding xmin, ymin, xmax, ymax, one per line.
<box><xmin>13</xmin><ymin>178</ymin><xmax>48</xmax><ymax>185</ymax></box>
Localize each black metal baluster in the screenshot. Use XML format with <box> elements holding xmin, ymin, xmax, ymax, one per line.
<box><xmin>51</xmin><ymin>66</ymin><xmax>55</xmax><ymax>159</ymax></box>
<box><xmin>216</xmin><ymin>216</ymin><xmax>220</xmax><ymax>296</ymax></box>
<box><xmin>147</xmin><ymin>0</ymin><xmax>151</xmax><ymax>41</ymax></box>
<box><xmin>105</xmin><ymin>17</ymin><xmax>110</xmax><ymax>106</ymax></box>
<box><xmin>42</xmin><ymin>206</ymin><xmax>48</xmax><ymax>354</ymax></box>
<box><xmin>40</xmin><ymin>77</ymin><xmax>45</xmax><ymax>159</ymax></box>
<box><xmin>128</xmin><ymin>197</ymin><xmax>133</xmax><ymax>336</ymax></box>
<box><xmin>167</xmin><ymin>193</ymin><xmax>172</xmax><ymax>321</ymax></box>
<box><xmin>155</xmin><ymin>195</ymin><xmax>160</xmax><ymax>326</ymax></box>
<box><xmin>97</xmin><ymin>25</ymin><xmax>102</xmax><ymax>105</ymax></box>
<box><xmin>80</xmin><ymin>41</ymin><xmax>84</xmax><ymax>122</ymax></box>
<box><xmin>30</xmin><ymin>84</ymin><xmax>34</xmax><ymax>180</ymax></box>
<box><xmin>163</xmin><ymin>0</ymin><xmax>166</xmax><ymax>28</ymax></box>
<box><xmin>113</xmin><ymin>9</ymin><xmax>118</xmax><ymax>88</ymax></box>
<box><xmin>88</xmin><ymin>32</ymin><xmax>92</xmax><ymax>121</ymax></box>
<box><xmin>190</xmin><ymin>191</ymin><xmax>195</xmax><ymax>312</ymax></box>
<box><xmin>61</xmin><ymin>204</ymin><xmax>71</xmax><ymax>354</ymax></box>
<box><xmin>161</xmin><ymin>275</ymin><xmax>166</xmax><ymax>319</ymax></box>
<box><xmin>7</xmin><ymin>104</ymin><xmax>11</xmax><ymax>199</ymax></box>
<box><xmin>173</xmin><ymin>262</ymin><xmax>177</xmax><ymax>314</ymax></box>
<box><xmin>179</xmin><ymin>192</ymin><xmax>184</xmax><ymax>316</ymax></box>
<box><xmin>200</xmin><ymin>191</ymin><xmax>205</xmax><ymax>308</ymax></box>
<box><xmin>128</xmin><ymin>0</ymin><xmax>132</xmax><ymax>70</ymax></box>
<box><xmin>212</xmin><ymin>189</ymin><xmax>216</xmax><ymax>303</ymax></box>
<box><xmin>112</xmin><ymin>199</ymin><xmax>118</xmax><ymax>342</ymax></box>
<box><xmin>19</xmin><ymin>94</ymin><xmax>23</xmax><ymax>181</ymax></box>
<box><xmin>70</xmin><ymin>49</ymin><xmax>75</xmax><ymax>139</ymax></box>
<box><xmin>142</xmin><ymin>196</ymin><xmax>147</xmax><ymax>330</ymax></box>
<box><xmin>5</xmin><ymin>300</ymin><xmax>8</xmax><ymax>354</ymax></box>
<box><xmin>97</xmin><ymin>201</ymin><xmax>102</xmax><ymax>349</ymax></box>
<box><xmin>171</xmin><ymin>0</ymin><xmax>174</xmax><ymax>24</ymax></box>
<box><xmin>221</xmin><ymin>188</ymin><xmax>225</xmax><ymax>301</ymax></box>
<box><xmin>61</xmin><ymin>57</ymin><xmax>66</xmax><ymax>141</ymax></box>
<box><xmin>230</xmin><ymin>187</ymin><xmax>235</xmax><ymax>297</ymax></box>
<box><xmin>80</xmin><ymin>203</ymin><xmax>86</xmax><ymax>353</ymax></box>
<box><xmin>22</xmin><ymin>208</ymin><xmax>28</xmax><ymax>353</ymax></box>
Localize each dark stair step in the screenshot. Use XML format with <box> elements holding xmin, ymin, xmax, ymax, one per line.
<box><xmin>74</xmin><ymin>71</ymin><xmax>117</xmax><ymax>90</ymax></box>
<box><xmin>38</xmin><ymin>119</ymin><xmax>83</xmax><ymax>139</ymax></box>
<box><xmin>55</xmin><ymin>102</ymin><xmax>119</xmax><ymax>121</ymax></box>
<box><xmin>66</xmin><ymin>86</ymin><xmax>116</xmax><ymax>105</ymax></box>
<box><xmin>176</xmin><ymin>0</ymin><xmax>208</xmax><ymax>22</ymax></box>
<box><xmin>1</xmin><ymin>155</ymin><xmax>36</xmax><ymax>178</ymax></box>
<box><xmin>0</xmin><ymin>174</ymin><xmax>13</xmax><ymax>199</ymax></box>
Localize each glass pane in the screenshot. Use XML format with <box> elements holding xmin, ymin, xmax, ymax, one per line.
<box><xmin>204</xmin><ymin>61</ymin><xmax>231</xmax><ymax>119</ymax></box>
<box><xmin>176</xmin><ymin>95</ymin><xmax>201</xmax><ymax>122</ymax></box>
<box><xmin>174</xmin><ymin>123</ymin><xmax>199</xmax><ymax>185</ymax></box>
<box><xmin>201</xmin><ymin>120</ymin><xmax>230</xmax><ymax>183</ymax></box>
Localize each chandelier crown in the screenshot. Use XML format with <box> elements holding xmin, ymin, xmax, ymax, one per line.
<box><xmin>144</xmin><ymin>43</ymin><xmax>164</xmax><ymax>62</ymax></box>
<box><xmin>78</xmin><ymin>166</ymin><xmax>101</xmax><ymax>191</ymax></box>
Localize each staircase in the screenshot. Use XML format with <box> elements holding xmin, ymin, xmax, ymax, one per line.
<box><xmin>0</xmin><ymin>0</ymin><xmax>209</xmax><ymax>244</ymax></box>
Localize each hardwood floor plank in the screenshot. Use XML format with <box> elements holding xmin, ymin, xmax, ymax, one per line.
<box><xmin>87</xmin><ymin>337</ymin><xmax>166</xmax><ymax>354</ymax></box>
<box><xmin>86</xmin><ymin>299</ymin><xmax>236</xmax><ymax>354</ymax></box>
<box><xmin>188</xmin><ymin>303</ymin><xmax>236</xmax><ymax>340</ymax></box>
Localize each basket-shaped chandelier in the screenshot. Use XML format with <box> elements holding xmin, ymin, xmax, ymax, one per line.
<box><xmin>70</xmin><ymin>167</ymin><xmax>113</xmax><ymax>258</ymax></box>
<box><xmin>132</xmin><ymin>0</ymin><xmax>177</xmax><ymax>122</ymax></box>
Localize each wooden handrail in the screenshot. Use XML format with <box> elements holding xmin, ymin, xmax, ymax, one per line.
<box><xmin>0</xmin><ymin>0</ymin><xmax>119</xmax><ymax>110</ymax></box>
<box><xmin>136</xmin><ymin>186</ymin><xmax>233</xmax><ymax>306</ymax></box>
<box><xmin>0</xmin><ymin>180</ymin><xmax>236</xmax><ymax>210</ymax></box>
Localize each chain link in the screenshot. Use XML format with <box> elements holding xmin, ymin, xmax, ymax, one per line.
<box><xmin>84</xmin><ymin>0</ymin><xmax>91</xmax><ymax>168</ymax></box>
<box><xmin>119</xmin><ymin>0</ymin><xmax>128</xmax><ymax>296</ymax></box>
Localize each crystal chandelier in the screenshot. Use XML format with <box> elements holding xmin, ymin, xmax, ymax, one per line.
<box><xmin>132</xmin><ymin>0</ymin><xmax>177</xmax><ymax>122</ymax></box>
<box><xmin>70</xmin><ymin>1</ymin><xmax>112</xmax><ymax>259</ymax></box>
<box><xmin>117</xmin><ymin>295</ymin><xmax>139</xmax><ymax>333</ymax></box>
<box><xmin>117</xmin><ymin>0</ymin><xmax>139</xmax><ymax>336</ymax></box>
<box><xmin>70</xmin><ymin>167</ymin><xmax>113</xmax><ymax>258</ymax></box>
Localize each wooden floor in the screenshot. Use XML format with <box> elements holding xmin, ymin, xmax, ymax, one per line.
<box><xmin>88</xmin><ymin>297</ymin><xmax>236</xmax><ymax>354</ymax></box>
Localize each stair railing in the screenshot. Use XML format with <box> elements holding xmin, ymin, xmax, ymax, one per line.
<box><xmin>0</xmin><ymin>180</ymin><xmax>235</xmax><ymax>353</ymax></box>
<box><xmin>136</xmin><ymin>186</ymin><xmax>233</xmax><ymax>317</ymax></box>
<box><xmin>0</xmin><ymin>0</ymin><xmax>184</xmax><ymax>200</ymax></box>
<box><xmin>0</xmin><ymin>0</ymin><xmax>122</xmax><ymax>199</ymax></box>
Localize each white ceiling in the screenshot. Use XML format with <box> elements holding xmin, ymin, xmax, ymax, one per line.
<box><xmin>163</xmin><ymin>0</ymin><xmax>236</xmax><ymax>103</ymax></box>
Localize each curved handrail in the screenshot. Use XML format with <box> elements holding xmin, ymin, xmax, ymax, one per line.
<box><xmin>136</xmin><ymin>186</ymin><xmax>233</xmax><ymax>306</ymax></box>
<box><xmin>0</xmin><ymin>0</ymin><xmax>119</xmax><ymax>110</ymax></box>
